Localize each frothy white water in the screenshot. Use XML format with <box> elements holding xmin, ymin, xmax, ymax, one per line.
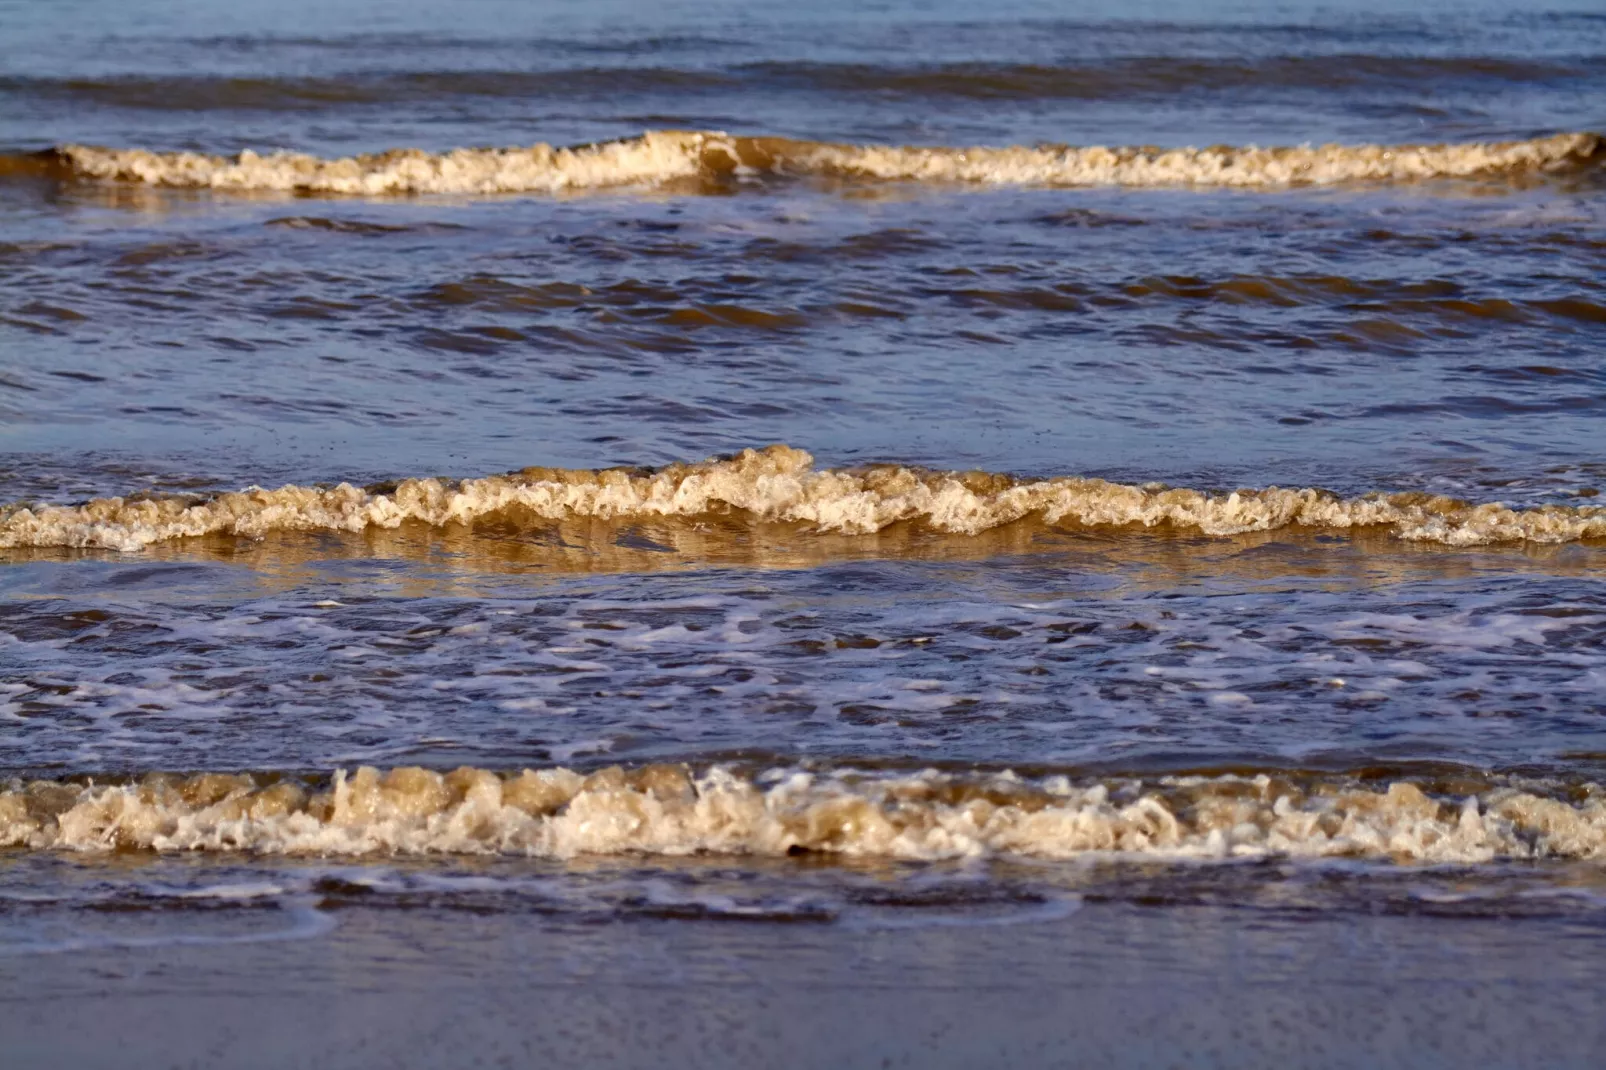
<box><xmin>57</xmin><ymin>130</ymin><xmax>716</xmax><ymax>195</ymax></box>
<box><xmin>3</xmin><ymin>445</ymin><xmax>1603</xmax><ymax>552</ymax></box>
<box><xmin>3</xmin><ymin>765</ymin><xmax>1602</xmax><ymax>863</ymax></box>
<box><xmin>54</xmin><ymin>130</ymin><xmax>1601</xmax><ymax>194</ymax></box>
<box><xmin>750</xmin><ymin>131</ymin><xmax>1600</xmax><ymax>187</ymax></box>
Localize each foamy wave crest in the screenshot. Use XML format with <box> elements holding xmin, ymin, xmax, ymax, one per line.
<box><xmin>52</xmin><ymin>130</ymin><xmax>1601</xmax><ymax>194</ymax></box>
<box><xmin>3</xmin><ymin>764</ymin><xmax>1602</xmax><ymax>863</ymax></box>
<box><xmin>56</xmin><ymin>130</ymin><xmax>714</xmax><ymax>195</ymax></box>
<box><xmin>4</xmin><ymin>446</ymin><xmax>1603</xmax><ymax>552</ymax></box>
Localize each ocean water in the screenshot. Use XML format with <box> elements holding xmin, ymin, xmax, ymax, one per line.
<box><xmin>2</xmin><ymin>0</ymin><xmax>1605</xmax><ymax>1063</ymax></box>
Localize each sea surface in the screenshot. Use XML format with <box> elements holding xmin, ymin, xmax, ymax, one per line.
<box><xmin>2</xmin><ymin>1</ymin><xmax>1605</xmax><ymax>1064</ymax></box>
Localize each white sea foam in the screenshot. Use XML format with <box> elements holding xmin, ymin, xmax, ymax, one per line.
<box><xmin>4</xmin><ymin>445</ymin><xmax>1603</xmax><ymax>552</ymax></box>
<box><xmin>54</xmin><ymin>130</ymin><xmax>1601</xmax><ymax>194</ymax></box>
<box><xmin>2</xmin><ymin>765</ymin><xmax>1601</xmax><ymax>863</ymax></box>
<box><xmin>58</xmin><ymin>130</ymin><xmax>716</xmax><ymax>195</ymax></box>
<box><xmin>751</xmin><ymin>130</ymin><xmax>1601</xmax><ymax>187</ymax></box>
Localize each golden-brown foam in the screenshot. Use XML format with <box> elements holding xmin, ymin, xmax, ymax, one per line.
<box><xmin>4</xmin><ymin>445</ymin><xmax>1603</xmax><ymax>552</ymax></box>
<box><xmin>53</xmin><ymin>130</ymin><xmax>1602</xmax><ymax>194</ymax></box>
<box><xmin>3</xmin><ymin>764</ymin><xmax>1600</xmax><ymax>862</ymax></box>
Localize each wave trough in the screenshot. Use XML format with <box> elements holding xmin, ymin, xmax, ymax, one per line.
<box><xmin>4</xmin><ymin>446</ymin><xmax>1603</xmax><ymax>552</ymax></box>
<box><xmin>46</xmin><ymin>130</ymin><xmax>1602</xmax><ymax>194</ymax></box>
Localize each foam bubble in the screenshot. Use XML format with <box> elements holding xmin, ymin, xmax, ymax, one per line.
<box><xmin>52</xmin><ymin>130</ymin><xmax>1601</xmax><ymax>194</ymax></box>
<box><xmin>2</xmin><ymin>765</ymin><xmax>1602</xmax><ymax>864</ymax></box>
<box><xmin>4</xmin><ymin>445</ymin><xmax>1603</xmax><ymax>552</ymax></box>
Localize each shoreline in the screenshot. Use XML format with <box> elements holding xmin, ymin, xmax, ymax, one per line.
<box><xmin>5</xmin><ymin>899</ymin><xmax>1603</xmax><ymax>1068</ymax></box>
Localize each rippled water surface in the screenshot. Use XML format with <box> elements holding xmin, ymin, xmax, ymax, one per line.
<box><xmin>2</xmin><ymin>2</ymin><xmax>1605</xmax><ymax>1061</ymax></box>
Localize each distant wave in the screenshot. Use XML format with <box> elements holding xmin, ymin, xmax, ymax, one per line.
<box><xmin>19</xmin><ymin>130</ymin><xmax>1600</xmax><ymax>194</ymax></box>
<box><xmin>3</xmin><ymin>763</ymin><xmax>1602</xmax><ymax>862</ymax></box>
<box><xmin>4</xmin><ymin>445</ymin><xmax>1603</xmax><ymax>552</ymax></box>
<box><xmin>3</xmin><ymin>55</ymin><xmax>1597</xmax><ymax>108</ymax></box>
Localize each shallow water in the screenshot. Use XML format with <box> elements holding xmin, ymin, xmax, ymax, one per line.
<box><xmin>2</xmin><ymin>1</ymin><xmax>1605</xmax><ymax>1051</ymax></box>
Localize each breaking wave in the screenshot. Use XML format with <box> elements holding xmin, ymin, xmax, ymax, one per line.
<box><xmin>4</xmin><ymin>763</ymin><xmax>1602</xmax><ymax>863</ymax></box>
<box><xmin>3</xmin><ymin>445</ymin><xmax>1603</xmax><ymax>552</ymax></box>
<box><xmin>34</xmin><ymin>129</ymin><xmax>1603</xmax><ymax>195</ymax></box>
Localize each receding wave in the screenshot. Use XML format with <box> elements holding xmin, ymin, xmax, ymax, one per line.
<box><xmin>3</xmin><ymin>445</ymin><xmax>1603</xmax><ymax>552</ymax></box>
<box><xmin>4</xmin><ymin>764</ymin><xmax>1602</xmax><ymax>862</ymax></box>
<box><xmin>37</xmin><ymin>129</ymin><xmax>1602</xmax><ymax>195</ymax></box>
